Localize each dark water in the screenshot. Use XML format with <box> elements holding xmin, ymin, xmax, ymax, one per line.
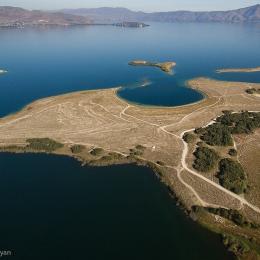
<box><xmin>0</xmin><ymin>153</ymin><xmax>233</xmax><ymax>260</ymax></box>
<box><xmin>0</xmin><ymin>23</ymin><xmax>260</xmax><ymax>116</ymax></box>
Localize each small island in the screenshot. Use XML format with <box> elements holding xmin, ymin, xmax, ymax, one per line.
<box><xmin>216</xmin><ymin>66</ymin><xmax>260</xmax><ymax>73</ymax></box>
<box><xmin>129</xmin><ymin>60</ymin><xmax>176</xmax><ymax>73</ymax></box>
<box><xmin>0</xmin><ymin>69</ymin><xmax>7</xmax><ymax>74</ymax></box>
<box><xmin>113</xmin><ymin>22</ymin><xmax>149</xmax><ymax>28</ymax></box>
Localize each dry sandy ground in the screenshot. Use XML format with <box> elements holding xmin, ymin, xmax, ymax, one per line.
<box><xmin>0</xmin><ymin>77</ymin><xmax>260</xmax><ymax>222</ymax></box>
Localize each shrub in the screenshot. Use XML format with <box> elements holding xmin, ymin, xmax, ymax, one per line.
<box><xmin>195</xmin><ymin>127</ymin><xmax>206</xmax><ymax>135</ymax></box>
<box><xmin>26</xmin><ymin>138</ymin><xmax>64</xmax><ymax>152</ymax></box>
<box><xmin>216</xmin><ymin>111</ymin><xmax>260</xmax><ymax>135</ymax></box>
<box><xmin>206</xmin><ymin>207</ymin><xmax>249</xmax><ymax>227</ymax></box>
<box><xmin>90</xmin><ymin>148</ymin><xmax>104</xmax><ymax>156</ymax></box>
<box><xmin>135</xmin><ymin>145</ymin><xmax>146</xmax><ymax>151</ymax></box>
<box><xmin>201</xmin><ymin>123</ymin><xmax>233</xmax><ymax>146</ymax></box>
<box><xmin>222</xmin><ymin>235</ymin><xmax>250</xmax><ymax>256</ymax></box>
<box><xmin>70</xmin><ymin>144</ymin><xmax>85</xmax><ymax>154</ymax></box>
<box><xmin>245</xmin><ymin>88</ymin><xmax>260</xmax><ymax>95</ymax></box>
<box><xmin>193</xmin><ymin>146</ymin><xmax>219</xmax><ymax>172</ymax></box>
<box><xmin>218</xmin><ymin>159</ymin><xmax>247</xmax><ymax>194</ymax></box>
<box><xmin>183</xmin><ymin>133</ymin><xmax>196</xmax><ymax>143</ymax></box>
<box><xmin>196</xmin><ymin>141</ymin><xmax>204</xmax><ymax>147</ymax></box>
<box><xmin>194</xmin><ymin>206</ymin><xmax>260</xmax><ymax>229</ymax></box>
<box><xmin>156</xmin><ymin>161</ymin><xmax>165</xmax><ymax>166</ymax></box>
<box><xmin>228</xmin><ymin>149</ymin><xmax>237</xmax><ymax>157</ymax></box>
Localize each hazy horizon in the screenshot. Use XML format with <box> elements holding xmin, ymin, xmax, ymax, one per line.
<box><xmin>0</xmin><ymin>0</ymin><xmax>259</xmax><ymax>12</ymax></box>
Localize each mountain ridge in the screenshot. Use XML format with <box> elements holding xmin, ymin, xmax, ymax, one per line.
<box><xmin>0</xmin><ymin>6</ymin><xmax>92</xmax><ymax>27</ymax></box>
<box><xmin>61</xmin><ymin>4</ymin><xmax>260</xmax><ymax>23</ymax></box>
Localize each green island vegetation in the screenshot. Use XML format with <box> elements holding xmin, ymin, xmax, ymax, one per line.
<box><xmin>193</xmin><ymin>206</ymin><xmax>259</xmax><ymax>228</ymax></box>
<box><xmin>245</xmin><ymin>88</ymin><xmax>260</xmax><ymax>95</ymax></box>
<box><xmin>201</xmin><ymin>123</ymin><xmax>233</xmax><ymax>146</ymax></box>
<box><xmin>193</xmin><ymin>146</ymin><xmax>219</xmax><ymax>172</ymax></box>
<box><xmin>0</xmin><ymin>138</ymin><xmax>64</xmax><ymax>153</ymax></box>
<box><xmin>216</xmin><ymin>111</ymin><xmax>260</xmax><ymax>135</ymax></box>
<box><xmin>228</xmin><ymin>149</ymin><xmax>238</xmax><ymax>157</ymax></box>
<box><xmin>183</xmin><ymin>132</ymin><xmax>196</xmax><ymax>143</ymax></box>
<box><xmin>196</xmin><ymin>111</ymin><xmax>260</xmax><ymax>146</ymax></box>
<box><xmin>209</xmin><ymin>208</ymin><xmax>260</xmax><ymax>229</ymax></box>
<box><xmin>70</xmin><ymin>144</ymin><xmax>85</xmax><ymax>154</ymax></box>
<box><xmin>129</xmin><ymin>145</ymin><xmax>146</xmax><ymax>156</ymax></box>
<box><xmin>0</xmin><ymin>145</ymin><xmax>25</xmax><ymax>152</ymax></box>
<box><xmin>193</xmin><ymin>111</ymin><xmax>260</xmax><ymax>194</ymax></box>
<box><xmin>222</xmin><ymin>234</ymin><xmax>250</xmax><ymax>257</ymax></box>
<box><xmin>26</xmin><ymin>138</ymin><xmax>64</xmax><ymax>152</ymax></box>
<box><xmin>218</xmin><ymin>159</ymin><xmax>247</xmax><ymax>194</ymax></box>
<box><xmin>100</xmin><ymin>152</ymin><xmax>124</xmax><ymax>161</ymax></box>
<box><xmin>192</xmin><ymin>206</ymin><xmax>259</xmax><ymax>258</ymax></box>
<box><xmin>90</xmin><ymin>147</ymin><xmax>104</xmax><ymax>156</ymax></box>
<box><xmin>89</xmin><ymin>152</ymin><xmax>125</xmax><ymax>166</ymax></box>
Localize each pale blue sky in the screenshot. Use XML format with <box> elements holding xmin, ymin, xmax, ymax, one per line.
<box><xmin>1</xmin><ymin>0</ymin><xmax>259</xmax><ymax>12</ymax></box>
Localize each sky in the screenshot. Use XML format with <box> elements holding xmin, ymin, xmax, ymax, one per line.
<box><xmin>0</xmin><ymin>0</ymin><xmax>259</xmax><ymax>12</ymax></box>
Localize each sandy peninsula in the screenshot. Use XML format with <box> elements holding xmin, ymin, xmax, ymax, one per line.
<box><xmin>129</xmin><ymin>60</ymin><xmax>176</xmax><ymax>73</ymax></box>
<box><xmin>216</xmin><ymin>66</ymin><xmax>260</xmax><ymax>73</ymax></box>
<box><xmin>0</xmin><ymin>77</ymin><xmax>260</xmax><ymax>258</ymax></box>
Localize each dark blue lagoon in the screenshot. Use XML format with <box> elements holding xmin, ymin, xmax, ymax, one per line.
<box><xmin>0</xmin><ymin>22</ymin><xmax>260</xmax><ymax>116</ymax></box>
<box><xmin>0</xmin><ymin>153</ymin><xmax>233</xmax><ymax>260</ymax></box>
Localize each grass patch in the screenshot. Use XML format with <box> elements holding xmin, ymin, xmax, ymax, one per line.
<box><xmin>90</xmin><ymin>148</ymin><xmax>104</xmax><ymax>156</ymax></box>
<box><xmin>26</xmin><ymin>138</ymin><xmax>64</xmax><ymax>152</ymax></box>
<box><xmin>193</xmin><ymin>206</ymin><xmax>259</xmax><ymax>228</ymax></box>
<box><xmin>222</xmin><ymin>234</ymin><xmax>250</xmax><ymax>257</ymax></box>
<box><xmin>70</xmin><ymin>144</ymin><xmax>85</xmax><ymax>154</ymax></box>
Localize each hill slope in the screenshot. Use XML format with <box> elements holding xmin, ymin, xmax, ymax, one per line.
<box><xmin>0</xmin><ymin>6</ymin><xmax>92</xmax><ymax>27</ymax></box>
<box><xmin>62</xmin><ymin>5</ymin><xmax>260</xmax><ymax>23</ymax></box>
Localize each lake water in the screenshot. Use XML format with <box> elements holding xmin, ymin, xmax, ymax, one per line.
<box><xmin>0</xmin><ymin>153</ymin><xmax>233</xmax><ymax>260</ymax></box>
<box><xmin>0</xmin><ymin>23</ymin><xmax>260</xmax><ymax>116</ymax></box>
<box><xmin>0</xmin><ymin>22</ymin><xmax>259</xmax><ymax>259</ymax></box>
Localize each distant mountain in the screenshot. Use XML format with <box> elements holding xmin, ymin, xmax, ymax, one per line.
<box><xmin>62</xmin><ymin>5</ymin><xmax>260</xmax><ymax>23</ymax></box>
<box><xmin>0</xmin><ymin>6</ymin><xmax>92</xmax><ymax>28</ymax></box>
<box><xmin>61</xmin><ymin>7</ymin><xmax>145</xmax><ymax>23</ymax></box>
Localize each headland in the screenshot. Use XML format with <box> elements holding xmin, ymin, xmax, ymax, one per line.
<box><xmin>216</xmin><ymin>67</ymin><xmax>260</xmax><ymax>73</ymax></box>
<box><xmin>129</xmin><ymin>60</ymin><xmax>176</xmax><ymax>73</ymax></box>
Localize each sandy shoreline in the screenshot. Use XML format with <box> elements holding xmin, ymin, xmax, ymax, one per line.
<box><xmin>216</xmin><ymin>66</ymin><xmax>260</xmax><ymax>73</ymax></box>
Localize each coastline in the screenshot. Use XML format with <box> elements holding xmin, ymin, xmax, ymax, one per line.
<box><xmin>115</xmin><ymin>78</ymin><xmax>207</xmax><ymax>110</ymax></box>
<box><xmin>216</xmin><ymin>67</ymin><xmax>260</xmax><ymax>73</ymax></box>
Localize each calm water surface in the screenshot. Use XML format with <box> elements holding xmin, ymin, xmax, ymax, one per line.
<box><xmin>0</xmin><ymin>22</ymin><xmax>259</xmax><ymax>259</ymax></box>
<box><xmin>0</xmin><ymin>153</ymin><xmax>233</xmax><ymax>260</ymax></box>
<box><xmin>0</xmin><ymin>23</ymin><xmax>259</xmax><ymax>116</ymax></box>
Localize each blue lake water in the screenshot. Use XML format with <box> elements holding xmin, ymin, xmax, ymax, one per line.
<box><xmin>0</xmin><ymin>23</ymin><xmax>260</xmax><ymax>116</ymax></box>
<box><xmin>0</xmin><ymin>22</ymin><xmax>259</xmax><ymax>259</ymax></box>
<box><xmin>0</xmin><ymin>153</ymin><xmax>233</xmax><ymax>260</ymax></box>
